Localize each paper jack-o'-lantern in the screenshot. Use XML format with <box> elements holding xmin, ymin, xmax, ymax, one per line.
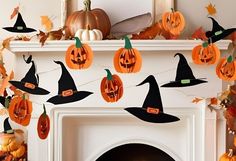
<box><xmin>65</xmin><ymin>37</ymin><xmax>93</xmax><ymax>69</ymax></box>
<box><xmin>219</xmin><ymin>149</ymin><xmax>236</xmax><ymax>161</ymax></box>
<box><xmin>114</xmin><ymin>36</ymin><xmax>142</xmax><ymax>73</ymax></box>
<box><xmin>100</xmin><ymin>69</ymin><xmax>123</xmax><ymax>102</ymax></box>
<box><xmin>192</xmin><ymin>43</ymin><xmax>220</xmax><ymax>65</ymax></box>
<box><xmin>216</xmin><ymin>55</ymin><xmax>236</xmax><ymax>81</ymax></box>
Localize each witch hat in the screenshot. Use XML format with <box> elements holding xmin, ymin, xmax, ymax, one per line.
<box><xmin>206</xmin><ymin>17</ymin><xmax>236</xmax><ymax>44</ymax></box>
<box><xmin>3</xmin><ymin>118</ymin><xmax>14</xmax><ymax>134</ymax></box>
<box><xmin>161</xmin><ymin>53</ymin><xmax>207</xmax><ymax>87</ymax></box>
<box><xmin>125</xmin><ymin>75</ymin><xmax>179</xmax><ymax>123</ymax></box>
<box><xmin>47</xmin><ymin>61</ymin><xmax>93</xmax><ymax>105</ymax></box>
<box><xmin>9</xmin><ymin>55</ymin><xmax>50</xmax><ymax>95</ymax></box>
<box><xmin>3</xmin><ymin>12</ymin><xmax>36</xmax><ymax>33</ymax></box>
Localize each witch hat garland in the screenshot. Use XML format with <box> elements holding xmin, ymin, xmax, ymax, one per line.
<box><xmin>125</xmin><ymin>75</ymin><xmax>179</xmax><ymax>123</ymax></box>
<box><xmin>9</xmin><ymin>55</ymin><xmax>50</xmax><ymax>95</ymax></box>
<box><xmin>161</xmin><ymin>53</ymin><xmax>207</xmax><ymax>87</ymax></box>
<box><xmin>47</xmin><ymin>61</ymin><xmax>93</xmax><ymax>105</ymax></box>
<box><xmin>3</xmin><ymin>12</ymin><xmax>36</xmax><ymax>33</ymax></box>
<box><xmin>3</xmin><ymin>117</ymin><xmax>14</xmax><ymax>134</ymax></box>
<box><xmin>206</xmin><ymin>17</ymin><xmax>236</xmax><ymax>44</ymax></box>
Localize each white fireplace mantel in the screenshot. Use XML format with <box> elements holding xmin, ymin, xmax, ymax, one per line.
<box><xmin>8</xmin><ymin>39</ymin><xmax>231</xmax><ymax>161</ymax></box>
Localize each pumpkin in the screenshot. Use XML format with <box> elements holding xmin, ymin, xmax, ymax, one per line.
<box><xmin>100</xmin><ymin>69</ymin><xmax>123</xmax><ymax>102</ymax></box>
<box><xmin>75</xmin><ymin>25</ymin><xmax>103</xmax><ymax>41</ymax></box>
<box><xmin>216</xmin><ymin>55</ymin><xmax>236</xmax><ymax>81</ymax></box>
<box><xmin>8</xmin><ymin>95</ymin><xmax>32</xmax><ymax>126</ymax></box>
<box><xmin>65</xmin><ymin>0</ymin><xmax>111</xmax><ymax>39</ymax></box>
<box><xmin>37</xmin><ymin>104</ymin><xmax>50</xmax><ymax>140</ymax></box>
<box><xmin>114</xmin><ymin>36</ymin><xmax>142</xmax><ymax>73</ymax></box>
<box><xmin>162</xmin><ymin>8</ymin><xmax>185</xmax><ymax>36</ymax></box>
<box><xmin>192</xmin><ymin>42</ymin><xmax>220</xmax><ymax>65</ymax></box>
<box><xmin>219</xmin><ymin>149</ymin><xmax>236</xmax><ymax>161</ymax></box>
<box><xmin>65</xmin><ymin>37</ymin><xmax>93</xmax><ymax>69</ymax></box>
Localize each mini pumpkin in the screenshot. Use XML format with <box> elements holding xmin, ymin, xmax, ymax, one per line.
<box><xmin>8</xmin><ymin>95</ymin><xmax>32</xmax><ymax>126</ymax></box>
<box><xmin>162</xmin><ymin>8</ymin><xmax>185</xmax><ymax>36</ymax></box>
<box><xmin>114</xmin><ymin>36</ymin><xmax>142</xmax><ymax>73</ymax></box>
<box><xmin>65</xmin><ymin>37</ymin><xmax>93</xmax><ymax>69</ymax></box>
<box><xmin>65</xmin><ymin>0</ymin><xmax>111</xmax><ymax>39</ymax></box>
<box><xmin>37</xmin><ymin>104</ymin><xmax>50</xmax><ymax>140</ymax></box>
<box><xmin>100</xmin><ymin>69</ymin><xmax>123</xmax><ymax>102</ymax></box>
<box><xmin>219</xmin><ymin>149</ymin><xmax>236</xmax><ymax>161</ymax></box>
<box><xmin>216</xmin><ymin>55</ymin><xmax>236</xmax><ymax>81</ymax></box>
<box><xmin>75</xmin><ymin>25</ymin><xmax>103</xmax><ymax>41</ymax></box>
<box><xmin>192</xmin><ymin>42</ymin><xmax>220</xmax><ymax>65</ymax></box>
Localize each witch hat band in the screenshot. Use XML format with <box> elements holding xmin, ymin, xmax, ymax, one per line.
<box><xmin>3</xmin><ymin>118</ymin><xmax>14</xmax><ymax>134</ymax></box>
<box><xmin>3</xmin><ymin>12</ymin><xmax>36</xmax><ymax>33</ymax></box>
<box><xmin>161</xmin><ymin>53</ymin><xmax>207</xmax><ymax>87</ymax></box>
<box><xmin>9</xmin><ymin>55</ymin><xmax>50</xmax><ymax>95</ymax></box>
<box><xmin>47</xmin><ymin>61</ymin><xmax>93</xmax><ymax>105</ymax></box>
<box><xmin>206</xmin><ymin>17</ymin><xmax>236</xmax><ymax>44</ymax></box>
<box><xmin>125</xmin><ymin>75</ymin><xmax>180</xmax><ymax>123</ymax></box>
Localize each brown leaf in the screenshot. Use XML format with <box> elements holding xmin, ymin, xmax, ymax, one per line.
<box><xmin>192</xmin><ymin>97</ymin><xmax>203</xmax><ymax>104</ymax></box>
<box><xmin>37</xmin><ymin>28</ymin><xmax>65</xmax><ymax>46</ymax></box>
<box><xmin>10</xmin><ymin>6</ymin><xmax>19</xmax><ymax>19</ymax></box>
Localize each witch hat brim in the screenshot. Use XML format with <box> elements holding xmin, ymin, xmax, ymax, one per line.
<box><xmin>9</xmin><ymin>81</ymin><xmax>50</xmax><ymax>95</ymax></box>
<box><xmin>3</xmin><ymin>27</ymin><xmax>36</xmax><ymax>33</ymax></box>
<box><xmin>125</xmin><ymin>75</ymin><xmax>180</xmax><ymax>123</ymax></box>
<box><xmin>47</xmin><ymin>91</ymin><xmax>93</xmax><ymax>105</ymax></box>
<box><xmin>161</xmin><ymin>53</ymin><xmax>207</xmax><ymax>88</ymax></box>
<box><xmin>206</xmin><ymin>17</ymin><xmax>236</xmax><ymax>43</ymax></box>
<box><xmin>125</xmin><ymin>108</ymin><xmax>180</xmax><ymax>123</ymax></box>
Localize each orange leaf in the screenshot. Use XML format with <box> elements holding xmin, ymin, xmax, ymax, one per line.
<box><xmin>41</xmin><ymin>16</ymin><xmax>53</xmax><ymax>32</ymax></box>
<box><xmin>191</xmin><ymin>27</ymin><xmax>207</xmax><ymax>40</ymax></box>
<box><xmin>2</xmin><ymin>37</ymin><xmax>14</xmax><ymax>50</ymax></box>
<box><xmin>210</xmin><ymin>97</ymin><xmax>218</xmax><ymax>105</ymax></box>
<box><xmin>206</xmin><ymin>3</ymin><xmax>217</xmax><ymax>16</ymax></box>
<box><xmin>192</xmin><ymin>97</ymin><xmax>203</xmax><ymax>104</ymax></box>
<box><xmin>10</xmin><ymin>6</ymin><xmax>19</xmax><ymax>19</ymax></box>
<box><xmin>131</xmin><ymin>22</ymin><xmax>161</xmax><ymax>39</ymax></box>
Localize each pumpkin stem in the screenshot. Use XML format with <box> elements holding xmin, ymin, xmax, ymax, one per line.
<box><xmin>22</xmin><ymin>93</ymin><xmax>26</xmax><ymax>100</ymax></box>
<box><xmin>43</xmin><ymin>104</ymin><xmax>47</xmax><ymax>117</ymax></box>
<box><xmin>228</xmin><ymin>149</ymin><xmax>234</xmax><ymax>157</ymax></box>
<box><xmin>105</xmin><ymin>69</ymin><xmax>113</xmax><ymax>80</ymax></box>
<box><xmin>227</xmin><ymin>55</ymin><xmax>233</xmax><ymax>63</ymax></box>
<box><xmin>202</xmin><ymin>41</ymin><xmax>209</xmax><ymax>48</ymax></box>
<box><xmin>75</xmin><ymin>37</ymin><xmax>82</xmax><ymax>48</ymax></box>
<box><xmin>124</xmin><ymin>36</ymin><xmax>132</xmax><ymax>49</ymax></box>
<box><xmin>171</xmin><ymin>8</ymin><xmax>175</xmax><ymax>13</ymax></box>
<box><xmin>83</xmin><ymin>0</ymin><xmax>91</xmax><ymax>11</ymax></box>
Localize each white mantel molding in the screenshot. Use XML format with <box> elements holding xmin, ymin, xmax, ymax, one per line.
<box><xmin>9</xmin><ymin>40</ymin><xmax>231</xmax><ymax>52</ymax></box>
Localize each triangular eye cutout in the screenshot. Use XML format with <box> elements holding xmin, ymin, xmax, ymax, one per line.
<box><xmin>47</xmin><ymin>61</ymin><xmax>93</xmax><ymax>105</ymax></box>
<box><xmin>161</xmin><ymin>53</ymin><xmax>207</xmax><ymax>88</ymax></box>
<box><xmin>9</xmin><ymin>55</ymin><xmax>50</xmax><ymax>95</ymax></box>
<box><xmin>125</xmin><ymin>75</ymin><xmax>180</xmax><ymax>123</ymax></box>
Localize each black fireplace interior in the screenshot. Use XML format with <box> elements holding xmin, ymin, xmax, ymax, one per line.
<box><xmin>96</xmin><ymin>143</ymin><xmax>175</xmax><ymax>161</ymax></box>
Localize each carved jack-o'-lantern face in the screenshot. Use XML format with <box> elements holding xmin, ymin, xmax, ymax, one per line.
<box><xmin>192</xmin><ymin>43</ymin><xmax>220</xmax><ymax>65</ymax></box>
<box><xmin>216</xmin><ymin>56</ymin><xmax>236</xmax><ymax>81</ymax></box>
<box><xmin>100</xmin><ymin>69</ymin><xmax>123</xmax><ymax>102</ymax></box>
<box><xmin>65</xmin><ymin>37</ymin><xmax>93</xmax><ymax>69</ymax></box>
<box><xmin>114</xmin><ymin>36</ymin><xmax>142</xmax><ymax>73</ymax></box>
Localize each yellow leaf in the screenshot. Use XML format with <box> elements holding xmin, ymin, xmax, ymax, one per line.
<box><xmin>41</xmin><ymin>16</ymin><xmax>53</xmax><ymax>32</ymax></box>
<box><xmin>2</xmin><ymin>37</ymin><xmax>14</xmax><ymax>50</ymax></box>
<box><xmin>206</xmin><ymin>3</ymin><xmax>217</xmax><ymax>16</ymax></box>
<box><xmin>192</xmin><ymin>97</ymin><xmax>203</xmax><ymax>104</ymax></box>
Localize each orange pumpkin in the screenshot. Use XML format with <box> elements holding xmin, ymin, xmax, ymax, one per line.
<box><xmin>8</xmin><ymin>95</ymin><xmax>32</xmax><ymax>126</ymax></box>
<box><xmin>100</xmin><ymin>69</ymin><xmax>123</xmax><ymax>102</ymax></box>
<box><xmin>114</xmin><ymin>36</ymin><xmax>142</xmax><ymax>73</ymax></box>
<box><xmin>192</xmin><ymin>43</ymin><xmax>220</xmax><ymax>65</ymax></box>
<box><xmin>65</xmin><ymin>0</ymin><xmax>111</xmax><ymax>39</ymax></box>
<box><xmin>65</xmin><ymin>37</ymin><xmax>93</xmax><ymax>69</ymax></box>
<box><xmin>219</xmin><ymin>149</ymin><xmax>236</xmax><ymax>161</ymax></box>
<box><xmin>216</xmin><ymin>55</ymin><xmax>236</xmax><ymax>81</ymax></box>
<box><xmin>162</xmin><ymin>8</ymin><xmax>185</xmax><ymax>36</ymax></box>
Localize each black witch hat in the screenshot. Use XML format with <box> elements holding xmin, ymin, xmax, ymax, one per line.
<box><xmin>3</xmin><ymin>118</ymin><xmax>14</xmax><ymax>134</ymax></box>
<box><xmin>125</xmin><ymin>75</ymin><xmax>179</xmax><ymax>123</ymax></box>
<box><xmin>9</xmin><ymin>55</ymin><xmax>50</xmax><ymax>95</ymax></box>
<box><xmin>3</xmin><ymin>12</ymin><xmax>36</xmax><ymax>33</ymax></box>
<box><xmin>206</xmin><ymin>17</ymin><xmax>236</xmax><ymax>44</ymax></box>
<box><xmin>47</xmin><ymin>61</ymin><xmax>93</xmax><ymax>105</ymax></box>
<box><xmin>161</xmin><ymin>53</ymin><xmax>207</xmax><ymax>87</ymax></box>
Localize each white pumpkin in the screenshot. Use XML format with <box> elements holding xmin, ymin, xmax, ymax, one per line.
<box><xmin>75</xmin><ymin>28</ymin><xmax>103</xmax><ymax>41</ymax></box>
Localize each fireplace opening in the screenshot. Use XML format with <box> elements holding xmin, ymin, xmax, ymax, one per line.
<box><xmin>95</xmin><ymin>143</ymin><xmax>175</xmax><ymax>161</ymax></box>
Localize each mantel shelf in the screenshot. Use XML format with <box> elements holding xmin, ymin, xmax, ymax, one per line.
<box><xmin>9</xmin><ymin>39</ymin><xmax>231</xmax><ymax>53</ymax></box>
